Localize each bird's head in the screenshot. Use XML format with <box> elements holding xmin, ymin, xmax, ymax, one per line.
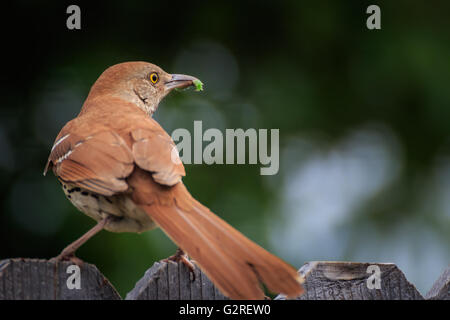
<box><xmin>84</xmin><ymin>61</ymin><xmax>201</xmax><ymax>116</ymax></box>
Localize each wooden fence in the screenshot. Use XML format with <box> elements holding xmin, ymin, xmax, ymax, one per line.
<box><xmin>0</xmin><ymin>258</ymin><xmax>448</xmax><ymax>300</ymax></box>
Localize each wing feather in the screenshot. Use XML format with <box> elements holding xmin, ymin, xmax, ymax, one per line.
<box><xmin>131</xmin><ymin>121</ymin><xmax>185</xmax><ymax>186</ymax></box>
<box><xmin>45</xmin><ymin>101</ymin><xmax>186</xmax><ymax>196</ymax></box>
<box><xmin>45</xmin><ymin>122</ymin><xmax>134</xmax><ymax>195</ymax></box>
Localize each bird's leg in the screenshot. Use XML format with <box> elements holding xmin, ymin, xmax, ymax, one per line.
<box><xmin>51</xmin><ymin>216</ymin><xmax>111</xmax><ymax>265</ymax></box>
<box><xmin>164</xmin><ymin>248</ymin><xmax>196</xmax><ymax>280</ymax></box>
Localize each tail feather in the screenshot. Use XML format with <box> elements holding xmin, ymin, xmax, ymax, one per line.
<box><xmin>150</xmin><ymin>204</ymin><xmax>263</xmax><ymax>299</ymax></box>
<box><xmin>188</xmin><ymin>202</ymin><xmax>304</xmax><ymax>296</ymax></box>
<box><xmin>141</xmin><ymin>196</ymin><xmax>303</xmax><ymax>299</ymax></box>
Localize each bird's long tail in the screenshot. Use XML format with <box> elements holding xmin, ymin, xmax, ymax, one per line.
<box><xmin>129</xmin><ymin>170</ymin><xmax>304</xmax><ymax>300</ymax></box>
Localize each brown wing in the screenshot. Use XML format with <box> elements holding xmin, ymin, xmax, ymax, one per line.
<box><xmin>44</xmin><ymin>123</ymin><xmax>135</xmax><ymax>196</ymax></box>
<box><xmin>130</xmin><ymin>120</ymin><xmax>185</xmax><ymax>186</ymax></box>
<box><xmin>44</xmin><ymin>100</ymin><xmax>185</xmax><ymax>195</ymax></box>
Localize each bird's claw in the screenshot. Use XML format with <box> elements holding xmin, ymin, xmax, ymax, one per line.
<box><xmin>163</xmin><ymin>248</ymin><xmax>196</xmax><ymax>281</ymax></box>
<box><xmin>50</xmin><ymin>252</ymin><xmax>84</xmax><ymax>266</ymax></box>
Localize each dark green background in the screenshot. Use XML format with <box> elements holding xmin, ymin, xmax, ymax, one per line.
<box><xmin>0</xmin><ymin>1</ymin><xmax>449</xmax><ymax>297</ymax></box>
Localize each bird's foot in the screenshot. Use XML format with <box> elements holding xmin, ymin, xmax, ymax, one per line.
<box><xmin>163</xmin><ymin>248</ymin><xmax>196</xmax><ymax>280</ymax></box>
<box><xmin>50</xmin><ymin>251</ymin><xmax>84</xmax><ymax>266</ymax></box>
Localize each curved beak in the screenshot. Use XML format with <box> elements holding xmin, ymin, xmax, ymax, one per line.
<box><xmin>165</xmin><ymin>74</ymin><xmax>199</xmax><ymax>91</ymax></box>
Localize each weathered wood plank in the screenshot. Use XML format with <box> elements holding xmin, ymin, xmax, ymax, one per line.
<box><xmin>190</xmin><ymin>262</ymin><xmax>203</xmax><ymax>300</ymax></box>
<box><xmin>426</xmin><ymin>265</ymin><xmax>449</xmax><ymax>300</ymax></box>
<box><xmin>167</xmin><ymin>260</ymin><xmax>180</xmax><ymax>300</ymax></box>
<box><xmin>3</xmin><ymin>258</ymin><xmax>445</xmax><ymax>300</ymax></box>
<box><xmin>125</xmin><ymin>261</ymin><xmax>161</xmax><ymax>300</ymax></box>
<box><xmin>179</xmin><ymin>261</ymin><xmax>192</xmax><ymax>299</ymax></box>
<box><xmin>201</xmin><ymin>270</ymin><xmax>215</xmax><ymax>300</ymax></box>
<box><xmin>275</xmin><ymin>261</ymin><xmax>424</xmax><ymax>300</ymax></box>
<box><xmin>126</xmin><ymin>260</ymin><xmax>229</xmax><ymax>300</ymax></box>
<box><xmin>0</xmin><ymin>258</ymin><xmax>121</xmax><ymax>300</ymax></box>
<box><xmin>156</xmin><ymin>262</ymin><xmax>169</xmax><ymax>300</ymax></box>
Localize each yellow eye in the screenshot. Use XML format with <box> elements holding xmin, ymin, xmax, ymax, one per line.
<box><xmin>149</xmin><ymin>72</ymin><xmax>159</xmax><ymax>84</ymax></box>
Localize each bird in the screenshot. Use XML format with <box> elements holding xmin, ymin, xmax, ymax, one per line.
<box><xmin>44</xmin><ymin>61</ymin><xmax>304</xmax><ymax>300</ymax></box>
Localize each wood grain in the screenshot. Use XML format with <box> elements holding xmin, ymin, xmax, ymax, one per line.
<box><xmin>425</xmin><ymin>265</ymin><xmax>449</xmax><ymax>300</ymax></box>
<box><xmin>1</xmin><ymin>258</ymin><xmax>447</xmax><ymax>300</ymax></box>
<box><xmin>275</xmin><ymin>261</ymin><xmax>424</xmax><ymax>300</ymax></box>
<box><xmin>0</xmin><ymin>258</ymin><xmax>120</xmax><ymax>300</ymax></box>
<box><xmin>126</xmin><ymin>260</ymin><xmax>229</xmax><ymax>300</ymax></box>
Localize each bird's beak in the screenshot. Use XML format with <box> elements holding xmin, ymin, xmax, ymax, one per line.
<box><xmin>165</xmin><ymin>74</ymin><xmax>199</xmax><ymax>91</ymax></box>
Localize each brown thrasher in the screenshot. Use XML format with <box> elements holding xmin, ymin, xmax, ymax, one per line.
<box><xmin>44</xmin><ymin>62</ymin><xmax>304</xmax><ymax>299</ymax></box>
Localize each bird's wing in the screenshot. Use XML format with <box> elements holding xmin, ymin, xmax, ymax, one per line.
<box><xmin>44</xmin><ymin>121</ymin><xmax>135</xmax><ymax>196</ymax></box>
<box><xmin>44</xmin><ymin>101</ymin><xmax>185</xmax><ymax>195</ymax></box>
<box><xmin>130</xmin><ymin>119</ymin><xmax>185</xmax><ymax>186</ymax></box>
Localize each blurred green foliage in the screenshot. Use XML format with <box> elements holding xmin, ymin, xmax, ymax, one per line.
<box><xmin>0</xmin><ymin>1</ymin><xmax>449</xmax><ymax>296</ymax></box>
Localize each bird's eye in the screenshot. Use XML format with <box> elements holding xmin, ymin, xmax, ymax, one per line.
<box><xmin>149</xmin><ymin>72</ymin><xmax>159</xmax><ymax>84</ymax></box>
